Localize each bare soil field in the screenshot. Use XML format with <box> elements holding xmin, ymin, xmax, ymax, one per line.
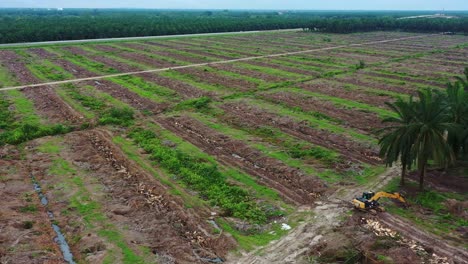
<box><xmin>1</xmin><ymin>30</ymin><xmax>467</xmax><ymax>264</ymax></box>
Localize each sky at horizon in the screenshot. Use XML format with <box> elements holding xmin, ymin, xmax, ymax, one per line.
<box><xmin>1</xmin><ymin>0</ymin><xmax>468</xmax><ymax>11</ymax></box>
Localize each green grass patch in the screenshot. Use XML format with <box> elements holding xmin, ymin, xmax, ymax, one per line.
<box><xmin>109</xmin><ymin>75</ymin><xmax>178</xmax><ymax>102</ymax></box>
<box><xmin>99</xmin><ymin>107</ymin><xmax>135</xmax><ymax>127</ymax></box>
<box><xmin>128</xmin><ymin>128</ymin><xmax>282</xmax><ymax>223</ymax></box>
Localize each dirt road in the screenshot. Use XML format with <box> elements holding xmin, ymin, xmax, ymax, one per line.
<box><xmin>229</xmin><ymin>166</ymin><xmax>468</xmax><ymax>264</ymax></box>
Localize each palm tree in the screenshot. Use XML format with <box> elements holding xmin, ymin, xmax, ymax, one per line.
<box><xmin>379</xmin><ymin>89</ymin><xmax>457</xmax><ymax>190</ymax></box>
<box><xmin>379</xmin><ymin>97</ymin><xmax>416</xmax><ymax>186</ymax></box>
<box><xmin>410</xmin><ymin>89</ymin><xmax>456</xmax><ymax>190</ymax></box>
<box><xmin>454</xmin><ymin>67</ymin><xmax>468</xmax><ymax>91</ymax></box>
<box><xmin>443</xmin><ymin>81</ymin><xmax>468</xmax><ymax>156</ymax></box>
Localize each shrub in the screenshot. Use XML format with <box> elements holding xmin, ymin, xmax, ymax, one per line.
<box><xmin>0</xmin><ymin>123</ymin><xmax>72</xmax><ymax>145</ymax></box>
<box><xmin>99</xmin><ymin>107</ymin><xmax>135</xmax><ymax>127</ymax></box>
<box><xmin>175</xmin><ymin>97</ymin><xmax>212</xmax><ymax>111</ymax></box>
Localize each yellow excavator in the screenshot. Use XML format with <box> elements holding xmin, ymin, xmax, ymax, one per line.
<box><xmin>352</xmin><ymin>191</ymin><xmax>407</xmax><ymax>212</ymax></box>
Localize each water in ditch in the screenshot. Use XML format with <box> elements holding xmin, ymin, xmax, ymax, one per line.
<box><xmin>30</xmin><ymin>173</ymin><xmax>76</xmax><ymax>264</ymax></box>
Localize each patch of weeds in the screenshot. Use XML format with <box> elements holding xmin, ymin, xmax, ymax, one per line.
<box><xmin>0</xmin><ymin>123</ymin><xmax>72</xmax><ymax>146</ymax></box>
<box><xmin>99</xmin><ymin>107</ymin><xmax>135</xmax><ymax>127</ymax></box>
<box><xmin>174</xmin><ymin>96</ymin><xmax>212</xmax><ymax>111</ymax></box>
<box><xmin>19</xmin><ymin>204</ymin><xmax>37</xmax><ymax>213</ymax></box>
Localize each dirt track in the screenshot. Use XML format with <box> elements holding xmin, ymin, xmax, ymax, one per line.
<box><xmin>230</xmin><ymin>166</ymin><xmax>468</xmax><ymax>264</ymax></box>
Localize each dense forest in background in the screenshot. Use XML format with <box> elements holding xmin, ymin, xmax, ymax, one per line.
<box><xmin>0</xmin><ymin>9</ymin><xmax>467</xmax><ymax>44</ymax></box>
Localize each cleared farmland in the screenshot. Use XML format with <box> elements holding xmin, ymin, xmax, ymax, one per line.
<box><xmin>0</xmin><ymin>31</ymin><xmax>467</xmax><ymax>263</ymax></box>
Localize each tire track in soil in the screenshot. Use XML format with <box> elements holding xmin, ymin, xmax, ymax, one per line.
<box><xmin>75</xmin><ymin>130</ymin><xmax>236</xmax><ymax>263</ymax></box>
<box><xmin>157</xmin><ymin>115</ymin><xmax>326</xmax><ymax>205</ymax></box>
<box><xmin>219</xmin><ymin>102</ymin><xmax>380</xmax><ymax>166</ymax></box>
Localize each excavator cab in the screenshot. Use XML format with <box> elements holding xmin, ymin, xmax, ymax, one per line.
<box><xmin>352</xmin><ymin>191</ymin><xmax>407</xmax><ymax>211</ymax></box>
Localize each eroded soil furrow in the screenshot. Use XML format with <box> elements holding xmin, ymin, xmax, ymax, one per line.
<box><xmin>219</xmin><ymin>102</ymin><xmax>380</xmax><ymax>165</ymax></box>
<box><xmin>84</xmin><ymin>130</ymin><xmax>235</xmax><ymax>263</ymax></box>
<box><xmin>158</xmin><ymin>116</ymin><xmax>326</xmax><ymax>205</ymax></box>
<box><xmin>261</xmin><ymin>91</ymin><xmax>384</xmax><ymax>134</ymax></box>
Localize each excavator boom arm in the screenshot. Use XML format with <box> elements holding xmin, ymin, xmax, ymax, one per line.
<box><xmin>370</xmin><ymin>192</ymin><xmax>406</xmax><ymax>204</ymax></box>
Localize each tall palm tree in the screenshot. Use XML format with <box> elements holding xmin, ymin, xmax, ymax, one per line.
<box><xmin>410</xmin><ymin>89</ymin><xmax>456</xmax><ymax>190</ymax></box>
<box><xmin>454</xmin><ymin>67</ymin><xmax>468</xmax><ymax>91</ymax></box>
<box><xmin>379</xmin><ymin>97</ymin><xmax>416</xmax><ymax>186</ymax></box>
<box><xmin>379</xmin><ymin>89</ymin><xmax>457</xmax><ymax>190</ymax></box>
<box><xmin>443</xmin><ymin>81</ymin><xmax>468</xmax><ymax>156</ymax></box>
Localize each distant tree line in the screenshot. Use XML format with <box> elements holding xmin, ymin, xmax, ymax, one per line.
<box><xmin>305</xmin><ymin>17</ymin><xmax>468</xmax><ymax>34</ymax></box>
<box><xmin>0</xmin><ymin>9</ymin><xmax>467</xmax><ymax>44</ymax></box>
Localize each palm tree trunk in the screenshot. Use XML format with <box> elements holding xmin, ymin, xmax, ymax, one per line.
<box><xmin>419</xmin><ymin>161</ymin><xmax>426</xmax><ymax>191</ymax></box>
<box><xmin>400</xmin><ymin>165</ymin><xmax>406</xmax><ymax>186</ymax></box>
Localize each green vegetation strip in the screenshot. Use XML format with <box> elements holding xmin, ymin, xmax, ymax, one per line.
<box><xmin>128</xmin><ymin>128</ymin><xmax>282</xmax><ymax>223</ymax></box>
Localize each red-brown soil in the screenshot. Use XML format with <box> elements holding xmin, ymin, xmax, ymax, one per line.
<box><xmin>84</xmin><ymin>80</ymin><xmax>169</xmax><ymax>114</ymax></box>
<box><xmin>117</xmin><ymin>52</ymin><xmax>178</xmax><ymax>68</ymax></box>
<box><xmin>23</xmin><ymin>86</ymin><xmax>84</xmax><ymax>124</ymax></box>
<box><xmin>0</xmin><ymin>146</ymin><xmax>63</xmax><ymax>264</ymax></box>
<box><xmin>0</xmin><ymin>50</ymin><xmax>39</xmax><ymax>84</ymax></box>
<box><xmin>219</xmin><ymin>102</ymin><xmax>380</xmax><ymax>165</ymax></box>
<box><xmin>92</xmin><ymin>55</ymin><xmax>142</xmax><ymax>72</ymax></box>
<box><xmin>0</xmin><ymin>50</ymin><xmax>83</xmax><ymax>123</ymax></box>
<box><xmin>261</xmin><ymin>91</ymin><xmax>384</xmax><ymax>134</ymax></box>
<box><xmin>27</xmin><ymin>48</ymin><xmax>96</xmax><ymax>78</ymax></box>
<box><xmin>336</xmin><ymin>75</ymin><xmax>417</xmax><ymax>96</ymax></box>
<box><xmin>407</xmin><ymin>166</ymin><xmax>468</xmax><ymax>194</ymax></box>
<box><xmin>210</xmin><ymin>64</ymin><xmax>287</xmax><ymax>83</ymax></box>
<box><xmin>120</xmin><ymin>43</ymin><xmax>215</xmax><ymax>63</ymax></box>
<box><xmin>299</xmin><ymin>79</ymin><xmax>392</xmax><ymax>109</ymax></box>
<box><xmin>245</xmin><ymin>60</ymin><xmax>318</xmax><ymax>77</ymax></box>
<box><xmin>61</xmin><ymin>46</ymin><xmax>89</xmax><ymax>56</ymax></box>
<box><xmin>176</xmin><ymin>67</ymin><xmax>257</xmax><ymax>91</ymax></box>
<box><xmin>158</xmin><ymin>115</ymin><xmax>326</xmax><ymax>205</ymax></box>
<box><xmin>138</xmin><ymin>72</ymin><xmax>216</xmax><ymax>99</ymax></box>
